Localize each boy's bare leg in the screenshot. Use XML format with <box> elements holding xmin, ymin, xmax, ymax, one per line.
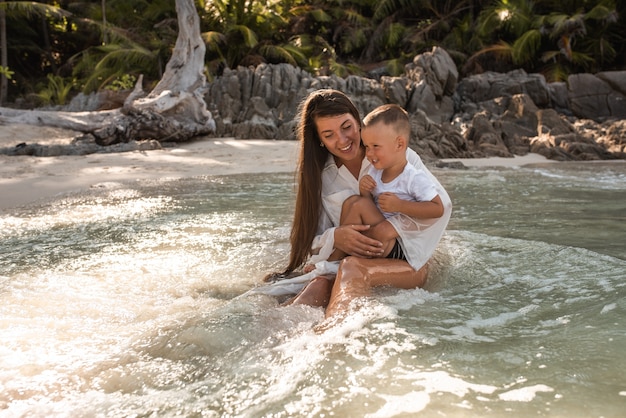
<box><xmin>341</xmin><ymin>195</ymin><xmax>396</xmax><ymax>257</ymax></box>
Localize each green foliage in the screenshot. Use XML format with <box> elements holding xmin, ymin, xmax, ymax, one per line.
<box><xmin>1</xmin><ymin>0</ymin><xmax>625</xmax><ymax>101</ymax></box>
<box><xmin>470</xmin><ymin>0</ymin><xmax>623</xmax><ymax>80</ymax></box>
<box><xmin>105</xmin><ymin>74</ymin><xmax>137</xmax><ymax>91</ymax></box>
<box><xmin>35</xmin><ymin>74</ymin><xmax>74</xmax><ymax>106</ymax></box>
<box><xmin>71</xmin><ymin>43</ymin><xmax>158</xmax><ymax>93</ymax></box>
<box><xmin>0</xmin><ymin>1</ymin><xmax>70</xmax><ymax>20</ymax></box>
<box><xmin>511</xmin><ymin>29</ymin><xmax>542</xmax><ymax>65</ymax></box>
<box><xmin>385</xmin><ymin>57</ymin><xmax>407</xmax><ymax>76</ymax></box>
<box><xmin>201</xmin><ymin>0</ymin><xmax>302</xmax><ymax>74</ymax></box>
<box><xmin>0</xmin><ymin>66</ymin><xmax>14</xmax><ymax>79</ymax></box>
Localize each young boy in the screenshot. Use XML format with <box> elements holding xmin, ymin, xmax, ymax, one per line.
<box><xmin>331</xmin><ymin>104</ymin><xmax>445</xmax><ymax>261</ymax></box>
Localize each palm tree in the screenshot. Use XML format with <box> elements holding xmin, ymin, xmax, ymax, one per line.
<box><xmin>469</xmin><ymin>0</ymin><xmax>621</xmax><ymax>80</ymax></box>
<box><xmin>0</xmin><ymin>0</ymin><xmax>7</xmax><ymax>104</ymax></box>
<box><xmin>200</xmin><ymin>0</ymin><xmax>306</xmax><ymax>77</ymax></box>
<box><xmin>0</xmin><ymin>1</ymin><xmax>73</xmax><ymax>102</ymax></box>
<box><xmin>67</xmin><ymin>0</ymin><xmax>178</xmax><ymax>92</ymax></box>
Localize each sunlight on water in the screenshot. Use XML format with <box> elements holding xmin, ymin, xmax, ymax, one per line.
<box><xmin>1</xmin><ymin>166</ymin><xmax>625</xmax><ymax>417</ymax></box>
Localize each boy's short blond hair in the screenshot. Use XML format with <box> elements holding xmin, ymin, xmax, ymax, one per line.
<box><xmin>362</xmin><ymin>104</ymin><xmax>411</xmax><ymax>143</ymax></box>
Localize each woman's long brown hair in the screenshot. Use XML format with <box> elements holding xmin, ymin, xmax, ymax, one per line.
<box><xmin>284</xmin><ymin>89</ymin><xmax>362</xmax><ymax>274</ymax></box>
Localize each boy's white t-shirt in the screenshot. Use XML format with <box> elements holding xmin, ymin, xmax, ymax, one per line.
<box><xmin>368</xmin><ymin>163</ymin><xmax>439</xmax><ymax>218</ymax></box>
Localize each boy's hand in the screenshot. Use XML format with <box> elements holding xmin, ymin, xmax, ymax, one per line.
<box><xmin>377</xmin><ymin>192</ymin><xmax>401</xmax><ymax>213</ymax></box>
<box><xmin>359</xmin><ymin>174</ymin><xmax>376</xmax><ymax>196</ymax></box>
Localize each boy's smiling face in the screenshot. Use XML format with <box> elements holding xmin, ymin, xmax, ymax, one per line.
<box><xmin>361</xmin><ymin>122</ymin><xmax>404</xmax><ymax>171</ymax></box>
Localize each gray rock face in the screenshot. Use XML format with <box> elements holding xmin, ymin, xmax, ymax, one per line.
<box><xmin>568</xmin><ymin>72</ymin><xmax>626</xmax><ymax>121</ymax></box>
<box><xmin>205</xmin><ymin>48</ymin><xmax>462</xmax><ymax>140</ymax></box>
<box><xmin>457</xmin><ymin>69</ymin><xmax>551</xmax><ymax>108</ymax></box>
<box><xmin>49</xmin><ymin>47</ymin><xmax>624</xmax><ymax>162</ymax></box>
<box><xmin>180</xmin><ymin>55</ymin><xmax>621</xmax><ymax>163</ymax></box>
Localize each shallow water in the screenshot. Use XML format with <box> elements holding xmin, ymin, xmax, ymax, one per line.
<box><xmin>1</xmin><ymin>162</ymin><xmax>625</xmax><ymax>417</ymax></box>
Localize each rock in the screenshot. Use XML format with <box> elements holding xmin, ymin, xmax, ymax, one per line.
<box><xmin>381</xmin><ymin>76</ymin><xmax>409</xmax><ymax>106</ymax></box>
<box><xmin>574</xmin><ymin>118</ymin><xmax>626</xmax><ymax>158</ymax></box>
<box><xmin>343</xmin><ymin>75</ymin><xmax>387</xmax><ymax>116</ymax></box>
<box><xmin>404</xmin><ymin>47</ymin><xmax>458</xmax><ymax>123</ymax></box>
<box><xmin>232</xmin><ymin>96</ymin><xmax>278</xmax><ymax>139</ymax></box>
<box><xmin>568</xmin><ymin>72</ymin><xmax>626</xmax><ymax>121</ymax></box>
<box><xmin>548</xmin><ymin>81</ymin><xmax>570</xmax><ymax>114</ymax></box>
<box><xmin>436</xmin><ymin>160</ymin><xmax>467</xmax><ymax>169</ymax></box>
<box><xmin>493</xmin><ymin>94</ymin><xmax>537</xmax><ymax>155</ymax></box>
<box><xmin>147</xmin><ymin>58</ymin><xmax>626</xmax><ymax>161</ymax></box>
<box><xmin>12</xmin><ymin>48</ymin><xmax>624</xmax><ymax>162</ymax></box>
<box><xmin>406</xmin><ymin>46</ymin><xmax>458</xmax><ymax>97</ymax></box>
<box><xmin>409</xmin><ymin>109</ymin><xmax>470</xmax><ymax>160</ymax></box>
<box><xmin>457</xmin><ymin>69</ymin><xmax>551</xmax><ymax>108</ymax></box>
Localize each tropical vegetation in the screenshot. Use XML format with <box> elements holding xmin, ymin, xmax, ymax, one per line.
<box><xmin>0</xmin><ymin>0</ymin><xmax>624</xmax><ymax>106</ymax></box>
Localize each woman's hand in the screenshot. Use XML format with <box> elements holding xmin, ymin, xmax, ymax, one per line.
<box><xmin>334</xmin><ymin>224</ymin><xmax>384</xmax><ymax>258</ymax></box>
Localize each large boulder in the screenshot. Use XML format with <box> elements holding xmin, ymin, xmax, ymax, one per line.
<box><xmin>409</xmin><ymin>109</ymin><xmax>470</xmax><ymax>160</ymax></box>
<box><xmin>457</xmin><ymin>69</ymin><xmax>551</xmax><ymax>109</ymax></box>
<box><xmin>204</xmin><ymin>49</ymin><xmax>460</xmax><ymax>140</ymax></box>
<box><xmin>567</xmin><ymin>72</ymin><xmax>626</xmax><ymax>121</ymax></box>
<box><xmin>207</xmin><ymin>63</ymin><xmax>314</xmax><ymax>139</ymax></box>
<box><xmin>404</xmin><ymin>46</ymin><xmax>458</xmax><ymax>123</ymax></box>
<box><xmin>466</xmin><ymin>112</ymin><xmax>513</xmax><ymax>157</ymax></box>
<box><xmin>458</xmin><ymin>92</ymin><xmax>621</xmax><ymax>161</ymax></box>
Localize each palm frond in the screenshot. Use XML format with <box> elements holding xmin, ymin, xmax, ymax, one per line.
<box><xmin>258</xmin><ymin>44</ymin><xmax>297</xmax><ymax>66</ymax></box>
<box><xmin>93</xmin><ymin>46</ymin><xmax>156</xmax><ymax>73</ymax></box>
<box><xmin>584</xmin><ymin>4</ymin><xmax>616</xmax><ymax>22</ymax></box>
<box><xmin>0</xmin><ymin>1</ymin><xmax>71</xmax><ymax>19</ymax></box>
<box><xmin>539</xmin><ymin>61</ymin><xmax>570</xmax><ymax>82</ymax></box>
<box><xmin>467</xmin><ymin>41</ymin><xmax>513</xmax><ymax>64</ymax></box>
<box><xmin>343</xmin><ymin>9</ymin><xmax>367</xmax><ymax>26</ymax></box>
<box><xmin>568</xmin><ymin>50</ymin><xmax>596</xmax><ymax>70</ymax></box>
<box><xmin>511</xmin><ymin>29</ymin><xmax>542</xmax><ymax>65</ymax></box>
<box><xmin>282</xmin><ymin>43</ymin><xmax>309</xmax><ymax>66</ymax></box>
<box><xmin>227</xmin><ymin>25</ymin><xmax>259</xmax><ymax>48</ymax></box>
<box><xmin>310</xmin><ymin>8</ymin><xmax>332</xmax><ymax>23</ymax></box>
<box><xmin>202</xmin><ymin>31</ymin><xmax>227</xmax><ymax>50</ymax></box>
<box><xmin>72</xmin><ymin>17</ymin><xmax>138</xmax><ymax>46</ymax></box>
<box><xmin>387</xmin><ymin>23</ymin><xmax>407</xmax><ymax>48</ymax></box>
<box><xmin>386</xmin><ymin>57</ymin><xmax>406</xmax><ymax>77</ymax></box>
<box><xmin>373</xmin><ymin>0</ymin><xmax>423</xmax><ymax>21</ymax></box>
<box><xmin>339</xmin><ymin>27</ymin><xmax>368</xmax><ymax>55</ymax></box>
<box><xmin>289</xmin><ymin>5</ymin><xmax>315</xmax><ymax>17</ymax></box>
<box><xmin>548</xmin><ymin>12</ymin><xmax>586</xmax><ymax>38</ymax></box>
<box><xmin>329</xmin><ymin>60</ymin><xmax>349</xmax><ymax>77</ymax></box>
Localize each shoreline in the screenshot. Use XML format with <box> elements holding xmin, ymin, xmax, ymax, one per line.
<box><xmin>438</xmin><ymin>153</ymin><xmax>551</xmax><ymax>167</ymax></box>
<box><xmin>0</xmin><ymin>123</ymin><xmax>608</xmax><ymax>213</ymax></box>
<box><xmin>0</xmin><ymin>138</ymin><xmax>301</xmax><ymax>212</ymax></box>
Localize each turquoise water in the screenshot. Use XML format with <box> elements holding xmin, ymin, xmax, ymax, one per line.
<box><xmin>0</xmin><ymin>162</ymin><xmax>625</xmax><ymax>417</ymax></box>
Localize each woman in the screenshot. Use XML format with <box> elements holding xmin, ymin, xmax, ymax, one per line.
<box><xmin>279</xmin><ymin>89</ymin><xmax>451</xmax><ymax>319</ymax></box>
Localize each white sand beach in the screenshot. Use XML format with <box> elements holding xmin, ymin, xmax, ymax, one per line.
<box><xmin>0</xmin><ymin>123</ymin><xmax>551</xmax><ymax>212</ymax></box>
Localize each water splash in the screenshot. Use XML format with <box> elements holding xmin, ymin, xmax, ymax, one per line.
<box><xmin>1</xmin><ymin>168</ymin><xmax>625</xmax><ymax>417</ymax></box>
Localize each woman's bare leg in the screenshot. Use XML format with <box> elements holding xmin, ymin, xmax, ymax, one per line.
<box><xmin>283</xmin><ymin>275</ymin><xmax>334</xmax><ymax>308</ymax></box>
<box><xmin>325</xmin><ymin>257</ymin><xmax>428</xmax><ymax>319</ymax></box>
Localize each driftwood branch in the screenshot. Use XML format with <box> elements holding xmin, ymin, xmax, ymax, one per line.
<box><xmin>0</xmin><ymin>0</ymin><xmax>214</xmax><ymax>149</ymax></box>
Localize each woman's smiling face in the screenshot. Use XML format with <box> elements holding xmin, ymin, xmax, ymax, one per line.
<box><xmin>315</xmin><ymin>113</ymin><xmax>362</xmax><ymax>165</ymax></box>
